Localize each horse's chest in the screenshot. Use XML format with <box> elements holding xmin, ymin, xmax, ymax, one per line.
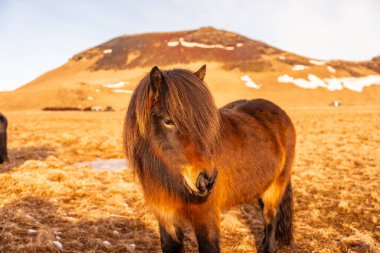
<box><xmin>148</xmin><ymin>196</ymin><xmax>189</xmax><ymax>229</ymax></box>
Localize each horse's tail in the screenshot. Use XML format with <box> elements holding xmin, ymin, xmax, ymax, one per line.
<box><xmin>276</xmin><ymin>181</ymin><xmax>293</xmax><ymax>245</ymax></box>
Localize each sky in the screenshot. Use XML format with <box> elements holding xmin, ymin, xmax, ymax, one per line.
<box><xmin>0</xmin><ymin>0</ymin><xmax>379</xmax><ymax>91</ymax></box>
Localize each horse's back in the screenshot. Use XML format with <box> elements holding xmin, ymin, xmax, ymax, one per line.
<box><xmin>221</xmin><ymin>99</ymin><xmax>295</xmax><ymax>139</ymax></box>
<box><xmin>219</xmin><ymin>98</ymin><xmax>296</xmax><ymax>168</ymax></box>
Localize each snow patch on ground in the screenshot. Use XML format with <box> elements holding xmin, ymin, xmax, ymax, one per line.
<box><xmin>113</xmin><ymin>89</ymin><xmax>133</xmax><ymax>94</ymax></box>
<box><xmin>309</xmin><ymin>59</ymin><xmax>326</xmax><ymax>66</ymax></box>
<box><xmin>75</xmin><ymin>159</ymin><xmax>128</xmax><ymax>172</ymax></box>
<box><xmin>292</xmin><ymin>65</ymin><xmax>309</xmax><ymax>71</ymax></box>
<box><xmin>87</xmin><ymin>96</ymin><xmax>93</xmax><ymax>101</ymax></box>
<box><xmin>327</xmin><ymin>66</ymin><xmax>336</xmax><ymax>73</ymax></box>
<box><xmin>241</xmin><ymin>75</ymin><xmax>261</xmax><ymax>89</ymax></box>
<box><xmin>167</xmin><ymin>37</ymin><xmax>234</xmax><ymax>50</ymax></box>
<box><xmin>102</xmin><ymin>82</ymin><xmax>128</xmax><ymax>89</ymax></box>
<box><xmin>103</xmin><ymin>49</ymin><xmax>112</xmax><ymax>54</ymax></box>
<box><xmin>277</xmin><ymin>74</ymin><xmax>380</xmax><ymax>92</ymax></box>
<box><xmin>236</xmin><ymin>43</ymin><xmax>244</xmax><ymax>47</ymax></box>
<box><xmin>278</xmin><ymin>55</ymin><xmax>286</xmax><ymax>60</ymax></box>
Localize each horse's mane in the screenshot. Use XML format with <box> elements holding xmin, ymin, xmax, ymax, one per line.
<box><xmin>124</xmin><ymin>68</ymin><xmax>220</xmax><ymax>176</ymax></box>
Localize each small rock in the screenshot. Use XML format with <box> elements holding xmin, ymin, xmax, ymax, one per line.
<box><xmin>102</xmin><ymin>240</ymin><xmax>112</xmax><ymax>248</ymax></box>
<box><xmin>338</xmin><ymin>200</ymin><xmax>349</xmax><ymax>209</ymax></box>
<box><xmin>24</xmin><ymin>214</ymin><xmax>34</xmax><ymax>220</ymax></box>
<box><xmin>27</xmin><ymin>229</ymin><xmax>37</xmax><ymax>235</ymax></box>
<box><xmin>65</xmin><ymin>216</ymin><xmax>77</xmax><ymax>222</ymax></box>
<box><xmin>52</xmin><ymin>240</ymin><xmax>63</xmax><ymax>249</ymax></box>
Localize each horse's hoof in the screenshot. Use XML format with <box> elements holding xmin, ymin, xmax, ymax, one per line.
<box><xmin>262</xmin><ymin>247</ymin><xmax>276</xmax><ymax>253</ymax></box>
<box><xmin>261</xmin><ymin>243</ymin><xmax>277</xmax><ymax>253</ymax></box>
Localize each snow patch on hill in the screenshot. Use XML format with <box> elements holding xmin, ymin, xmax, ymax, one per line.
<box><xmin>102</xmin><ymin>82</ymin><xmax>129</xmax><ymax>88</ymax></box>
<box><xmin>167</xmin><ymin>41</ymin><xmax>179</xmax><ymax>47</ymax></box>
<box><xmin>241</xmin><ymin>75</ymin><xmax>261</xmax><ymax>89</ymax></box>
<box><xmin>103</xmin><ymin>49</ymin><xmax>112</xmax><ymax>54</ymax></box>
<box><xmin>278</xmin><ymin>74</ymin><xmax>380</xmax><ymax>92</ymax></box>
<box><xmin>327</xmin><ymin>66</ymin><xmax>336</xmax><ymax>73</ymax></box>
<box><xmin>113</xmin><ymin>89</ymin><xmax>133</xmax><ymax>94</ymax></box>
<box><xmin>292</xmin><ymin>65</ymin><xmax>309</xmax><ymax>71</ymax></box>
<box><xmin>167</xmin><ymin>38</ymin><xmax>235</xmax><ymax>50</ymax></box>
<box><xmin>309</xmin><ymin>59</ymin><xmax>326</xmax><ymax>66</ymax></box>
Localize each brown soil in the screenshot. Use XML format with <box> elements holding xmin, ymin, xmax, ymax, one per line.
<box><xmin>0</xmin><ymin>106</ymin><xmax>379</xmax><ymax>252</ymax></box>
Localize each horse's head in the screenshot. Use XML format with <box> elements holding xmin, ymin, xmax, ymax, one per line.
<box><xmin>126</xmin><ymin>65</ymin><xmax>220</xmax><ymax>199</ymax></box>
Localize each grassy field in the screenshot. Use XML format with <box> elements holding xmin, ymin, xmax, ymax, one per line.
<box><xmin>0</xmin><ymin>106</ymin><xmax>379</xmax><ymax>252</ymax></box>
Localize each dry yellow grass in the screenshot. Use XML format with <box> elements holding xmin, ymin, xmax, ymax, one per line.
<box><xmin>0</xmin><ymin>106</ymin><xmax>379</xmax><ymax>252</ymax></box>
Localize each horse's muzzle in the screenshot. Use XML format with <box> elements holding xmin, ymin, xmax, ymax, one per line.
<box><xmin>184</xmin><ymin>168</ymin><xmax>218</xmax><ymax>201</ymax></box>
<box><xmin>196</xmin><ymin>168</ymin><xmax>218</xmax><ymax>195</ymax></box>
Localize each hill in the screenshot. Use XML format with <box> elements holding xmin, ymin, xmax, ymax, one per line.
<box><xmin>1</xmin><ymin>27</ymin><xmax>380</xmax><ymax>110</ymax></box>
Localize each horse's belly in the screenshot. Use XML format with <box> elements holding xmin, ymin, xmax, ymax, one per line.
<box><xmin>216</xmin><ymin>156</ymin><xmax>284</xmax><ymax>209</ymax></box>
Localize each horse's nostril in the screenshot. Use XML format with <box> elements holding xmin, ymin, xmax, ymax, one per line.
<box><xmin>199</xmin><ymin>170</ymin><xmax>207</xmax><ymax>178</ymax></box>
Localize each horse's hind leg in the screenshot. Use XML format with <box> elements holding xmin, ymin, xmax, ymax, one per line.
<box><xmin>260</xmin><ymin>176</ymin><xmax>291</xmax><ymax>253</ymax></box>
<box><xmin>158</xmin><ymin>223</ymin><xmax>184</xmax><ymax>253</ymax></box>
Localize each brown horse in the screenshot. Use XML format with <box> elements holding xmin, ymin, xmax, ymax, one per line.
<box><xmin>124</xmin><ymin>65</ymin><xmax>296</xmax><ymax>253</ymax></box>
<box><xmin>0</xmin><ymin>113</ymin><xmax>9</xmax><ymax>164</ymax></box>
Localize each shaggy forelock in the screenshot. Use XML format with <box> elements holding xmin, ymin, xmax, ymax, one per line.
<box><xmin>162</xmin><ymin>69</ymin><xmax>220</xmax><ymax>150</ymax></box>
<box><xmin>125</xmin><ymin>68</ymin><xmax>220</xmax><ymax>163</ymax></box>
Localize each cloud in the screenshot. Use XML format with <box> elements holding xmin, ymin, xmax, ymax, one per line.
<box><xmin>260</xmin><ymin>0</ymin><xmax>380</xmax><ymax>60</ymax></box>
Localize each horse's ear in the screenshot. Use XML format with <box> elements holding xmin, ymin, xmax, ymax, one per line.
<box><xmin>149</xmin><ymin>66</ymin><xmax>164</xmax><ymax>100</ymax></box>
<box><xmin>194</xmin><ymin>64</ymin><xmax>206</xmax><ymax>81</ymax></box>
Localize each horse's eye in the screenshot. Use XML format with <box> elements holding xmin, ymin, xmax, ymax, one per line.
<box><xmin>163</xmin><ymin>118</ymin><xmax>175</xmax><ymax>128</ymax></box>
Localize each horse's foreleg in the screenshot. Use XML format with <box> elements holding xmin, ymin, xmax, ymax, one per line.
<box><xmin>192</xmin><ymin>212</ymin><xmax>220</xmax><ymax>253</ymax></box>
<box><xmin>194</xmin><ymin>225</ymin><xmax>220</xmax><ymax>253</ymax></box>
<box><xmin>159</xmin><ymin>223</ymin><xmax>184</xmax><ymax>253</ymax></box>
